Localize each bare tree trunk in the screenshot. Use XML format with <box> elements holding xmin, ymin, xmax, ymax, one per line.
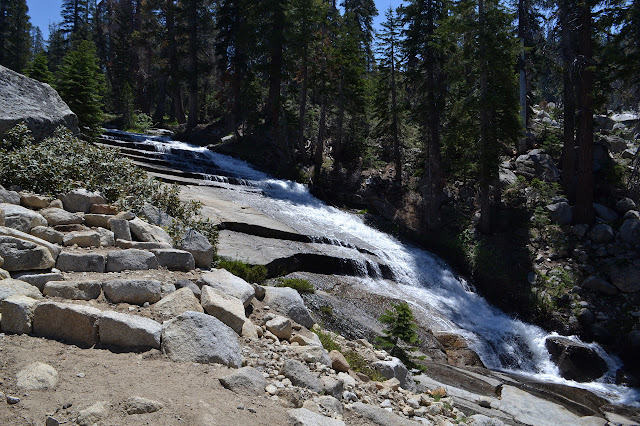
<box><xmin>574</xmin><ymin>1</ymin><xmax>594</xmax><ymax>224</ymax></box>
<box><xmin>314</xmin><ymin>95</ymin><xmax>326</xmax><ymax>184</ymax></box>
<box><xmin>478</xmin><ymin>0</ymin><xmax>492</xmax><ymax>234</ymax></box>
<box><xmin>298</xmin><ymin>51</ymin><xmax>309</xmax><ymax>163</ymax></box>
<box><xmin>186</xmin><ymin>0</ymin><xmax>198</xmax><ymax>129</ymax></box>
<box><xmin>561</xmin><ymin>0</ymin><xmax>577</xmax><ymax>202</ymax></box>
<box><xmin>391</xmin><ymin>38</ymin><xmax>401</xmax><ymax>184</ymax></box>
<box><xmin>166</xmin><ymin>0</ymin><xmax>185</xmax><ymax>124</ymax></box>
<box><xmin>266</xmin><ymin>1</ymin><xmax>284</xmax><ymax>141</ymax></box>
<box><xmin>518</xmin><ymin>0</ymin><xmax>527</xmax><ymax>154</ymax></box>
<box><xmin>154</xmin><ymin>73</ymin><xmax>168</xmax><ymax>123</ymax></box>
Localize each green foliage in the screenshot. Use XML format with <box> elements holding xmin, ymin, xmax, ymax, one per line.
<box><xmin>0</xmin><ymin>121</ymin><xmax>34</xmax><ymax>151</ymax></box>
<box><xmin>472</xmin><ymin>239</ymin><xmax>509</xmax><ymax>284</ymax></box>
<box><xmin>314</xmin><ymin>327</ymin><xmax>341</xmax><ymax>352</ymax></box>
<box><xmin>538</xmin><ymin>127</ymin><xmax>563</xmax><ymax>160</ymax></box>
<box><xmin>0</xmin><ymin>0</ymin><xmax>32</xmax><ymax>72</ymax></box>
<box><xmin>131</xmin><ymin>112</ymin><xmax>154</xmax><ymax>134</ymax></box>
<box><xmin>22</xmin><ymin>52</ymin><xmax>54</xmax><ymax>85</ymax></box>
<box><xmin>343</xmin><ymin>350</ymin><xmax>385</xmax><ymax>382</ymax></box>
<box><xmin>276</xmin><ymin>277</ymin><xmax>315</xmax><ymax>294</ymax></box>
<box><xmin>217</xmin><ymin>259</ymin><xmax>267</xmax><ymax>283</ymax></box>
<box><xmin>56</xmin><ymin>40</ymin><xmax>106</xmax><ymax>137</ymax></box>
<box><xmin>376</xmin><ymin>302</ymin><xmax>421</xmax><ymax>365</ymax></box>
<box><xmin>0</xmin><ymin>125</ymin><xmax>218</xmax><ymax>249</ymax></box>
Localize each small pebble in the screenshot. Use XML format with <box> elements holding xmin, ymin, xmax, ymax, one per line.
<box><xmin>76</xmin><ymin>373</ymin><xmax>86</xmax><ymax>378</ymax></box>
<box><xmin>237</xmin><ymin>404</ymin><xmax>245</xmax><ymax>410</ymax></box>
<box><xmin>143</xmin><ymin>302</ymin><xmax>150</xmax><ymax>307</ymax></box>
<box><xmin>248</xmin><ymin>407</ymin><xmax>256</xmax><ymax>413</ymax></box>
<box><xmin>45</xmin><ymin>417</ymin><xmax>60</xmax><ymax>426</ymax></box>
<box><xmin>63</xmin><ymin>402</ymin><xmax>72</xmax><ymax>409</ymax></box>
<box><xmin>6</xmin><ymin>395</ymin><xmax>20</xmax><ymax>404</ymax></box>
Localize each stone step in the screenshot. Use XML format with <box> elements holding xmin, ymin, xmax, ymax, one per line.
<box><xmin>54</xmin><ymin>248</ymin><xmax>195</xmax><ymax>273</ymax></box>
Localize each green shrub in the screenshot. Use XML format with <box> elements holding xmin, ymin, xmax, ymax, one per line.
<box><xmin>343</xmin><ymin>350</ymin><xmax>385</xmax><ymax>382</ymax></box>
<box><xmin>0</xmin><ymin>125</ymin><xmax>218</xmax><ymax>250</ymax></box>
<box><xmin>1</xmin><ymin>121</ymin><xmax>34</xmax><ymax>151</ymax></box>
<box><xmin>217</xmin><ymin>259</ymin><xmax>267</xmax><ymax>283</ymax></box>
<box><xmin>314</xmin><ymin>327</ymin><xmax>341</xmax><ymax>352</ymax></box>
<box><xmin>131</xmin><ymin>112</ymin><xmax>153</xmax><ymax>133</ymax></box>
<box><xmin>276</xmin><ymin>278</ymin><xmax>315</xmax><ymax>294</ymax></box>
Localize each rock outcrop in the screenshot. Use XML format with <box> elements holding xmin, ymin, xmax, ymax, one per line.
<box><xmin>0</xmin><ymin>65</ymin><xmax>78</xmax><ymax>140</ymax></box>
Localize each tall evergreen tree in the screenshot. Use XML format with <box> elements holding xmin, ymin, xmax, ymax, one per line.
<box><xmin>23</xmin><ymin>52</ymin><xmax>54</xmax><ymax>85</ymax></box>
<box><xmin>61</xmin><ymin>0</ymin><xmax>94</xmax><ymax>41</ymax></box>
<box><xmin>57</xmin><ymin>40</ymin><xmax>106</xmax><ymax>137</ymax></box>
<box><xmin>402</xmin><ymin>0</ymin><xmax>447</xmax><ymax>230</ymax></box>
<box><xmin>0</xmin><ymin>0</ymin><xmax>32</xmax><ymax>72</ymax></box>
<box><xmin>374</xmin><ymin>6</ymin><xmax>404</xmax><ymax>183</ymax></box>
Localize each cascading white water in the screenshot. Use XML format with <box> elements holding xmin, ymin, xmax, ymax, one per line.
<box><xmin>109</xmin><ymin>130</ymin><xmax>639</xmax><ymax>406</ymax></box>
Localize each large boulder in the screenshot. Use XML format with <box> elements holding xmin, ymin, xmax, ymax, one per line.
<box><xmin>106</xmin><ymin>249</ymin><xmax>159</xmax><ymax>272</ymax></box>
<box><xmin>0</xmin><ymin>189</ymin><xmax>21</xmax><ymax>205</ymax></box>
<box><xmin>0</xmin><ymin>236</ymin><xmax>54</xmax><ymax>271</ymax></box>
<box><xmin>347</xmin><ymin>402</ymin><xmax>417</xmax><ymax>426</ymax></box>
<box><xmin>545</xmin><ymin>336</ymin><xmax>608</xmax><ymax>382</ymax></box>
<box><xmin>219</xmin><ymin>366</ymin><xmax>268</xmax><ymax>396</ymax></box>
<box><xmin>546</xmin><ymin>202</ymin><xmax>572</xmax><ymax>225</ymax></box>
<box><xmin>0</xmin><ymin>65</ymin><xmax>78</xmax><ymax>140</ymax></box>
<box><xmin>151</xmin><ymin>248</ymin><xmax>195</xmax><ymax>271</ymax></box>
<box><xmin>373</xmin><ymin>357</ymin><xmax>416</xmax><ymax>392</ymax></box>
<box><xmin>29</xmin><ymin>226</ymin><xmax>64</xmax><ymax>244</ymax></box>
<box><xmin>43</xmin><ymin>280</ymin><xmax>102</xmax><ymax>300</ymax></box>
<box><xmin>97</xmin><ymin>311</ymin><xmax>162</xmax><ymax>349</ymax></box>
<box><xmin>0</xmin><ymin>295</ymin><xmax>39</xmax><ymax>334</ymax></box>
<box><xmin>281</xmin><ymin>359</ymin><xmax>323</xmax><ymax>393</ymax></box>
<box><xmin>161</xmin><ymin>311</ymin><xmax>241</xmax><ymax>367</ymax></box>
<box><xmin>608</xmin><ymin>264</ymin><xmax>640</xmax><ymax>293</ymax></box>
<box><xmin>62</xmin><ymin>189</ymin><xmax>106</xmax><ymax>213</ymax></box>
<box><xmin>0</xmin><ymin>278</ymin><xmax>42</xmax><ymax>301</ymax></box>
<box><xmin>32</xmin><ymin>301</ymin><xmax>101</xmax><ymax>347</ymax></box>
<box><xmin>139</xmin><ymin>203</ymin><xmax>174</xmax><ymax>227</ymax></box>
<box><xmin>616</xmin><ymin>198</ymin><xmax>637</xmax><ymax>214</ymax></box>
<box><xmin>102</xmin><ymin>279</ymin><xmax>162</xmax><ymax>305</ymax></box>
<box><xmin>581</xmin><ymin>276</ymin><xmax>618</xmax><ymax>295</ymax></box>
<box><xmin>263</xmin><ymin>286</ymin><xmax>314</xmax><ymax>329</ymax></box>
<box><xmin>515</xmin><ymin>149</ymin><xmax>560</xmax><ymax>182</ymax></box>
<box><xmin>589</xmin><ymin>224</ymin><xmax>614</xmax><ymax>244</ymax></box>
<box><xmin>0</xmin><ymin>205</ymin><xmax>4</xmax><ymax>226</ymax></box>
<box><xmin>619</xmin><ymin>219</ymin><xmax>640</xmax><ymax>246</ymax></box>
<box><xmin>63</xmin><ymin>230</ymin><xmax>101</xmax><ymax>247</ymax></box>
<box><xmin>0</xmin><ymin>203</ymin><xmax>47</xmax><ymax>232</ymax></box>
<box><xmin>152</xmin><ymin>287</ymin><xmax>204</xmax><ymax>321</ymax></box>
<box><xmin>593</xmin><ymin>203</ymin><xmax>618</xmax><ymax>222</ymax></box>
<box><xmin>0</xmin><ymin>226</ymin><xmax>60</xmax><ymax>259</ymax></box>
<box><xmin>129</xmin><ymin>218</ymin><xmax>172</xmax><ymax>244</ymax></box>
<box><xmin>177</xmin><ymin>228</ymin><xmax>214</xmax><ymax>268</ymax></box>
<box><xmin>109</xmin><ymin>219</ymin><xmax>132</xmax><ymax>241</ymax></box>
<box><xmin>197</xmin><ymin>269</ymin><xmax>254</xmax><ymax>307</ymax></box>
<box><xmin>56</xmin><ymin>252</ymin><xmax>105</xmax><ymax>272</ymax></box>
<box><xmin>200</xmin><ymin>286</ymin><xmax>246</xmax><ymax>334</ymax></box>
<box><xmin>11</xmin><ymin>271</ymin><xmax>63</xmax><ymax>291</ymax></box>
<box><xmin>16</xmin><ymin>362</ymin><xmax>59</xmax><ymax>390</ymax></box>
<box><xmin>19</xmin><ymin>193</ymin><xmax>51</xmax><ymax>209</ymax></box>
<box><xmin>287</xmin><ymin>408</ymin><xmax>345</xmax><ymax>426</ymax></box>
<box><xmin>39</xmin><ymin>208</ymin><xmax>83</xmax><ymax>227</ymax></box>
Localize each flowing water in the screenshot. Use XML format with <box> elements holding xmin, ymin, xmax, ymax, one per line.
<box><xmin>106</xmin><ymin>130</ymin><xmax>639</xmax><ymax>406</ymax></box>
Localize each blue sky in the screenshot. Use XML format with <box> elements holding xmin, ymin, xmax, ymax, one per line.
<box><xmin>27</xmin><ymin>0</ymin><xmax>404</xmax><ymax>40</ymax></box>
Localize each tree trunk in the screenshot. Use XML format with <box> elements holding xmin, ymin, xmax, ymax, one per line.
<box><xmin>186</xmin><ymin>0</ymin><xmax>198</xmax><ymax>129</ymax></box>
<box><xmin>334</xmin><ymin>75</ymin><xmax>345</xmax><ymax>164</ymax></box>
<box><xmin>391</xmin><ymin>39</ymin><xmax>401</xmax><ymax>184</ymax></box>
<box><xmin>266</xmin><ymin>1</ymin><xmax>284</xmax><ymax>141</ymax></box>
<box><xmin>574</xmin><ymin>1</ymin><xmax>594</xmax><ymax>225</ymax></box>
<box><xmin>478</xmin><ymin>0</ymin><xmax>492</xmax><ymax>234</ymax></box>
<box><xmin>154</xmin><ymin>73</ymin><xmax>168</xmax><ymax>123</ymax></box>
<box><xmin>518</xmin><ymin>0</ymin><xmax>527</xmax><ymax>154</ymax></box>
<box><xmin>561</xmin><ymin>0</ymin><xmax>577</xmax><ymax>201</ymax></box>
<box><xmin>314</xmin><ymin>95</ymin><xmax>326</xmax><ymax>184</ymax></box>
<box><xmin>297</xmin><ymin>48</ymin><xmax>309</xmax><ymax>163</ymax></box>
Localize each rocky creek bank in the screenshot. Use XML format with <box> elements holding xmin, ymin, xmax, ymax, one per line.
<box><xmin>0</xmin><ymin>185</ymin><xmax>638</xmax><ymax>425</ymax></box>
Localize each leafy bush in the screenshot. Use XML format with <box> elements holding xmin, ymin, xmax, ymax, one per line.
<box><xmin>343</xmin><ymin>350</ymin><xmax>385</xmax><ymax>382</ymax></box>
<box><xmin>314</xmin><ymin>327</ymin><xmax>341</xmax><ymax>352</ymax></box>
<box><xmin>1</xmin><ymin>121</ymin><xmax>34</xmax><ymax>151</ymax></box>
<box><xmin>276</xmin><ymin>277</ymin><xmax>315</xmax><ymax>294</ymax></box>
<box><xmin>217</xmin><ymin>259</ymin><xmax>267</xmax><ymax>283</ymax></box>
<box><xmin>131</xmin><ymin>112</ymin><xmax>153</xmax><ymax>133</ymax></box>
<box><xmin>0</xmin><ymin>126</ymin><xmax>218</xmax><ymax>249</ymax></box>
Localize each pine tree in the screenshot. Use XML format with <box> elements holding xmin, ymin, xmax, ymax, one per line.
<box><xmin>61</xmin><ymin>0</ymin><xmax>93</xmax><ymax>41</ymax></box>
<box><xmin>402</xmin><ymin>0</ymin><xmax>447</xmax><ymax>230</ymax></box>
<box><xmin>23</xmin><ymin>52</ymin><xmax>54</xmax><ymax>85</ymax></box>
<box><xmin>57</xmin><ymin>40</ymin><xmax>106</xmax><ymax>137</ymax></box>
<box><xmin>0</xmin><ymin>0</ymin><xmax>32</xmax><ymax>72</ymax></box>
<box><xmin>374</xmin><ymin>6</ymin><xmax>404</xmax><ymax>183</ymax></box>
<box><xmin>376</xmin><ymin>302</ymin><xmax>421</xmax><ymax>365</ymax></box>
<box><xmin>31</xmin><ymin>26</ymin><xmax>46</xmax><ymax>57</ymax></box>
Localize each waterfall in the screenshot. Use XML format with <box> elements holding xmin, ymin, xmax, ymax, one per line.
<box><xmin>104</xmin><ymin>130</ymin><xmax>639</xmax><ymax>406</ymax></box>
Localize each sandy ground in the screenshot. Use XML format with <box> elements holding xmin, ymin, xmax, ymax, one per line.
<box><xmin>0</xmin><ymin>333</ymin><xmax>290</xmax><ymax>426</ymax></box>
